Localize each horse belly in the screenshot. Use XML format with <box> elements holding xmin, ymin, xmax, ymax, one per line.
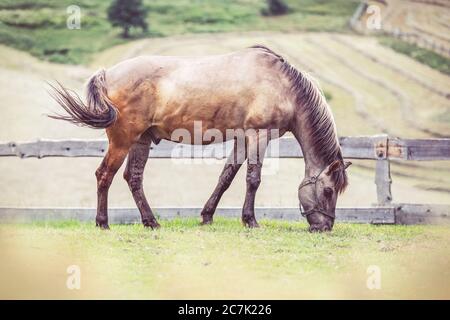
<box><xmin>157</xmin><ymin>100</ymin><xmax>249</xmax><ymax>144</ymax></box>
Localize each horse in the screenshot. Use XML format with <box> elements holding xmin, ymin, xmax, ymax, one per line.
<box><xmin>49</xmin><ymin>45</ymin><xmax>351</xmax><ymax>232</ymax></box>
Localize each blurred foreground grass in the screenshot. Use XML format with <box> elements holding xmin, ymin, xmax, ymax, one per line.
<box><xmin>0</xmin><ymin>218</ymin><xmax>449</xmax><ymax>299</ymax></box>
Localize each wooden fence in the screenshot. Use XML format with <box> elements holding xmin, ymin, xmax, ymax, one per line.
<box><xmin>0</xmin><ymin>134</ymin><xmax>449</xmax><ymax>225</ymax></box>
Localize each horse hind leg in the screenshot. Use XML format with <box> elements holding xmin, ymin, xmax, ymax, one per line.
<box><xmin>95</xmin><ymin>144</ymin><xmax>130</xmax><ymax>229</ymax></box>
<box><xmin>123</xmin><ymin>131</ymin><xmax>160</xmax><ymax>229</ymax></box>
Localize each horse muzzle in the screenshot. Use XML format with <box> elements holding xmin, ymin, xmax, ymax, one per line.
<box><xmin>307</xmin><ymin>213</ymin><xmax>334</xmax><ymax>232</ymax></box>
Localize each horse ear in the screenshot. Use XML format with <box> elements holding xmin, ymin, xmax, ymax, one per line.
<box><xmin>344</xmin><ymin>161</ymin><xmax>352</xmax><ymax>170</ymax></box>
<box><xmin>326</xmin><ymin>160</ymin><xmax>343</xmax><ymax>175</ymax></box>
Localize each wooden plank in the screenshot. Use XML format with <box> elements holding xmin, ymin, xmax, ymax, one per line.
<box><xmin>388</xmin><ymin>138</ymin><xmax>450</xmax><ymax>160</ymax></box>
<box><xmin>4</xmin><ymin>205</ymin><xmax>450</xmax><ymax>225</ymax></box>
<box><xmin>339</xmin><ymin>135</ymin><xmax>387</xmax><ymax>159</ymax></box>
<box><xmin>336</xmin><ymin>207</ymin><xmax>394</xmax><ymax>224</ymax></box>
<box><xmin>1</xmin><ymin>136</ymin><xmax>449</xmax><ymax>160</ymax></box>
<box><xmin>0</xmin><ymin>139</ymin><xmax>108</xmax><ymax>158</ymax></box>
<box><xmin>0</xmin><ymin>206</ymin><xmax>395</xmax><ymax>224</ymax></box>
<box><xmin>0</xmin><ymin>136</ymin><xmax>401</xmax><ymax>160</ymax></box>
<box><xmin>375</xmin><ymin>159</ymin><xmax>393</xmax><ymax>205</ymax></box>
<box><xmin>155</xmin><ymin>135</ymin><xmax>385</xmax><ymax>159</ymax></box>
<box><xmin>395</xmin><ymin>204</ymin><xmax>450</xmax><ymax>225</ymax></box>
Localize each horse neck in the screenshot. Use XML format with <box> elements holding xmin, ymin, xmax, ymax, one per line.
<box><xmin>291</xmin><ymin>103</ymin><xmax>339</xmax><ymax>178</ymax></box>
<box><xmin>292</xmin><ymin>121</ymin><xmax>325</xmax><ymax>177</ymax></box>
<box><xmin>278</xmin><ymin>63</ymin><xmax>341</xmax><ymax>177</ymax></box>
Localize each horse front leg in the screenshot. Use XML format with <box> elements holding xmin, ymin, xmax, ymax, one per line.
<box><xmin>201</xmin><ymin>139</ymin><xmax>247</xmax><ymax>225</ymax></box>
<box><xmin>242</xmin><ymin>131</ymin><xmax>268</xmax><ymax>228</ymax></box>
<box><xmin>123</xmin><ymin>133</ymin><xmax>160</xmax><ymax>229</ymax></box>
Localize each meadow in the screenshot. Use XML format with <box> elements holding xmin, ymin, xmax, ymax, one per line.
<box><xmin>1</xmin><ymin>218</ymin><xmax>449</xmax><ymax>299</ymax></box>
<box><xmin>380</xmin><ymin>37</ymin><xmax>450</xmax><ymax>75</ymax></box>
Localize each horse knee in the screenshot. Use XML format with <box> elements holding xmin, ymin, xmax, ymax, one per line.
<box><xmin>97</xmin><ymin>176</ymin><xmax>111</xmax><ymax>193</ymax></box>
<box><xmin>246</xmin><ymin>174</ymin><xmax>261</xmax><ymax>191</ymax></box>
<box><xmin>96</xmin><ymin>166</ymin><xmax>111</xmax><ymax>193</ymax></box>
<box><xmin>124</xmin><ymin>170</ymin><xmax>142</xmax><ymax>192</ymax></box>
<box><xmin>218</xmin><ymin>165</ymin><xmax>238</xmax><ymax>189</ymax></box>
<box><xmin>95</xmin><ymin>163</ymin><xmax>104</xmax><ymax>181</ymax></box>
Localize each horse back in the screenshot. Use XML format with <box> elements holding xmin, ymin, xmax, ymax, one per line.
<box><xmin>104</xmin><ymin>49</ymin><xmax>294</xmax><ymax>142</ymax></box>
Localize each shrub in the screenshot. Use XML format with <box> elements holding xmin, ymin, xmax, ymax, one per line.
<box><xmin>261</xmin><ymin>0</ymin><xmax>290</xmax><ymax>16</ymax></box>
<box><xmin>107</xmin><ymin>0</ymin><xmax>148</xmax><ymax>38</ymax></box>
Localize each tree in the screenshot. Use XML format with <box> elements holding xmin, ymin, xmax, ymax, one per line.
<box><xmin>261</xmin><ymin>0</ymin><xmax>290</xmax><ymax>16</ymax></box>
<box><xmin>107</xmin><ymin>0</ymin><xmax>148</xmax><ymax>38</ymax></box>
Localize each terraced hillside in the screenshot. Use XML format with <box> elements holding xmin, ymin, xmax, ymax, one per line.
<box><xmin>358</xmin><ymin>0</ymin><xmax>450</xmax><ymax>57</ymax></box>
<box><xmin>384</xmin><ymin>0</ymin><xmax>450</xmax><ymax>52</ymax></box>
<box><xmin>0</xmin><ymin>32</ymin><xmax>449</xmax><ymax>210</ymax></box>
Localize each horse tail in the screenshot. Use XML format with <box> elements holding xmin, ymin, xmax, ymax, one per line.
<box><xmin>48</xmin><ymin>69</ymin><xmax>118</xmax><ymax>129</ymax></box>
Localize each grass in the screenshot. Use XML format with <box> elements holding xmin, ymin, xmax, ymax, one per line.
<box><xmin>0</xmin><ymin>0</ymin><xmax>359</xmax><ymax>64</ymax></box>
<box><xmin>380</xmin><ymin>37</ymin><xmax>450</xmax><ymax>75</ymax></box>
<box><xmin>1</xmin><ymin>218</ymin><xmax>449</xmax><ymax>299</ymax></box>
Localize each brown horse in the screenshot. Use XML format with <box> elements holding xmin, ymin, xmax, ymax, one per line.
<box><xmin>49</xmin><ymin>45</ymin><xmax>350</xmax><ymax>232</ymax></box>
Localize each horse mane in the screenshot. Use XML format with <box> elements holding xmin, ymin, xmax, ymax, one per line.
<box><xmin>250</xmin><ymin>45</ymin><xmax>348</xmax><ymax>193</ymax></box>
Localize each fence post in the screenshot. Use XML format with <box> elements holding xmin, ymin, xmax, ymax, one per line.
<box><xmin>374</xmin><ymin>135</ymin><xmax>392</xmax><ymax>205</ymax></box>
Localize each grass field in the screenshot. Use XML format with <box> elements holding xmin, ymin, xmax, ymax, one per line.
<box><xmin>0</xmin><ymin>0</ymin><xmax>359</xmax><ymax>64</ymax></box>
<box><xmin>380</xmin><ymin>37</ymin><xmax>450</xmax><ymax>75</ymax></box>
<box><xmin>1</xmin><ymin>218</ymin><xmax>449</xmax><ymax>299</ymax></box>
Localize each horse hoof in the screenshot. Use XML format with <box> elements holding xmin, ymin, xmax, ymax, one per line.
<box><xmin>96</xmin><ymin>223</ymin><xmax>110</xmax><ymax>230</ymax></box>
<box><xmin>200</xmin><ymin>217</ymin><xmax>213</xmax><ymax>225</ymax></box>
<box><xmin>144</xmin><ymin>221</ymin><xmax>160</xmax><ymax>229</ymax></box>
<box><xmin>243</xmin><ymin>220</ymin><xmax>260</xmax><ymax>228</ymax></box>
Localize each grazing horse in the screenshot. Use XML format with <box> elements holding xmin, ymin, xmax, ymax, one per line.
<box><xmin>49</xmin><ymin>45</ymin><xmax>351</xmax><ymax>232</ymax></box>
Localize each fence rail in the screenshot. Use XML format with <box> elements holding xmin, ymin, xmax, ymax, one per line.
<box><xmin>1</xmin><ymin>135</ymin><xmax>449</xmax><ymax>225</ymax></box>
<box><xmin>0</xmin><ymin>207</ymin><xmax>396</xmax><ymax>224</ymax></box>
<box><xmin>1</xmin><ymin>135</ymin><xmax>449</xmax><ymax>160</ymax></box>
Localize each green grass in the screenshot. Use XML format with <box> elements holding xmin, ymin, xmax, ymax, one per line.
<box><xmin>1</xmin><ymin>218</ymin><xmax>449</xmax><ymax>299</ymax></box>
<box><xmin>380</xmin><ymin>37</ymin><xmax>450</xmax><ymax>76</ymax></box>
<box><xmin>0</xmin><ymin>0</ymin><xmax>359</xmax><ymax>64</ymax></box>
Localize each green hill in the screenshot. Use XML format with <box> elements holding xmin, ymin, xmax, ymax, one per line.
<box><xmin>0</xmin><ymin>0</ymin><xmax>359</xmax><ymax>64</ymax></box>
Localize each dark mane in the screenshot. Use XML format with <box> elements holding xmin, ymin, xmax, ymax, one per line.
<box><xmin>250</xmin><ymin>45</ymin><xmax>348</xmax><ymax>193</ymax></box>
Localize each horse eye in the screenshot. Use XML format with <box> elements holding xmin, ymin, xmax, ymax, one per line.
<box><xmin>324</xmin><ymin>187</ymin><xmax>333</xmax><ymax>198</ymax></box>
